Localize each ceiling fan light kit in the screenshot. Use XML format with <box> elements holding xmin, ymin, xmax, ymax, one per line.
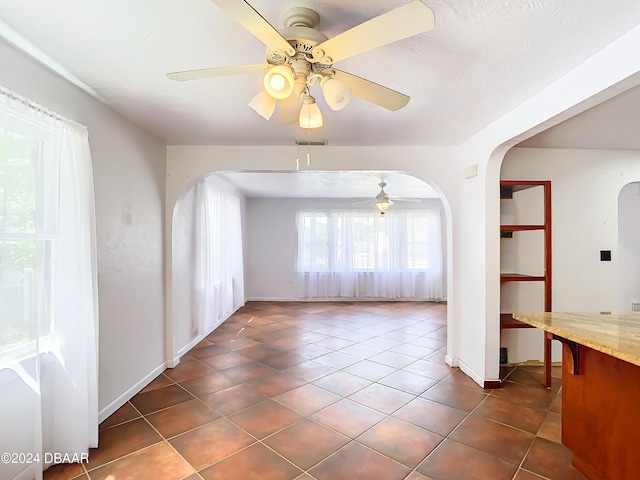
<box><xmin>168</xmin><ymin>0</ymin><xmax>435</xmax><ymax>128</ymax></box>
<box><xmin>249</xmin><ymin>90</ymin><xmax>277</xmax><ymax>119</ymax></box>
<box><xmin>376</xmin><ymin>198</ymin><xmax>390</xmax><ymax>215</ymax></box>
<box><xmin>299</xmin><ymin>95</ymin><xmax>323</xmax><ymax>129</ymax></box>
<box><xmin>263</xmin><ymin>64</ymin><xmax>295</xmax><ymax>99</ymax></box>
<box><xmin>320</xmin><ymin>76</ymin><xmax>352</xmax><ymax>111</ymax></box>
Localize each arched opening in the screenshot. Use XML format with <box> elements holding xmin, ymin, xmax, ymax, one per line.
<box><xmin>618</xmin><ymin>182</ymin><xmax>640</xmax><ymax>311</ymax></box>
<box><xmin>168</xmin><ymin>169</ymin><xmax>454</xmax><ymax>366</ymax></box>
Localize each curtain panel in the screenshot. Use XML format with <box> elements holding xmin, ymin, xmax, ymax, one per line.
<box><xmin>295</xmin><ymin>208</ymin><xmax>444</xmax><ymax>300</ymax></box>
<box><xmin>192</xmin><ymin>178</ymin><xmax>244</xmax><ymax>335</ymax></box>
<box><xmin>0</xmin><ymin>86</ymin><xmax>99</xmax><ymax>479</ymax></box>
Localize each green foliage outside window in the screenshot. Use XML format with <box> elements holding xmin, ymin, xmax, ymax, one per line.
<box><xmin>0</xmin><ymin>128</ymin><xmax>41</xmax><ymax>352</ymax></box>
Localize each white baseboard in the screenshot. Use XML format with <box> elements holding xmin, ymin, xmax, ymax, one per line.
<box><xmin>99</xmin><ymin>305</ymin><xmax>247</xmax><ymax>424</ymax></box>
<box><xmin>246</xmin><ymin>297</ymin><xmax>299</xmax><ymax>302</ymax></box>
<box><xmin>13</xmin><ymin>464</ymin><xmax>39</xmax><ymax>480</ymax></box>
<box><xmin>171</xmin><ymin>304</ymin><xmax>245</xmax><ymax>365</ymax></box>
<box><xmin>98</xmin><ymin>361</ymin><xmax>166</xmax><ymax>423</ymax></box>
<box><xmin>177</xmin><ymin>333</ymin><xmax>206</xmax><ymax>359</ymax></box>
<box><xmin>457</xmin><ymin>359</ymin><xmax>500</xmax><ymax>389</ymax></box>
<box><xmin>445</xmin><ymin>354</ymin><xmax>458</xmax><ymax>367</ymax></box>
<box><xmin>245</xmin><ymin>297</ymin><xmax>442</xmax><ymax>302</ymax></box>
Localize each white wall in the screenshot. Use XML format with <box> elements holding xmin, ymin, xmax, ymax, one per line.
<box><xmin>172</xmin><ymin>187</ymin><xmax>198</xmax><ymax>353</ymax></box>
<box><xmin>245</xmin><ymin>197</ymin><xmax>446</xmax><ymax>301</ymax></box>
<box><xmin>0</xmin><ymin>40</ymin><xmax>167</xmax><ymax>417</ymax></box>
<box><xmin>502</xmin><ymin>147</ymin><xmax>640</xmax><ymax>310</ymax></box>
<box><xmin>618</xmin><ymin>182</ymin><xmax>640</xmax><ymax>310</ymax></box>
<box><xmin>170</xmin><ymin>174</ymin><xmax>247</xmax><ymax>361</ymax></box>
<box><xmin>501</xmin><ymin>148</ymin><xmax>640</xmax><ymax>361</ymax></box>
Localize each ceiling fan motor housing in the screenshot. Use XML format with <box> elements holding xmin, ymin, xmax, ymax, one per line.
<box><xmin>266</xmin><ymin>7</ymin><xmax>332</xmax><ymax>75</ymax></box>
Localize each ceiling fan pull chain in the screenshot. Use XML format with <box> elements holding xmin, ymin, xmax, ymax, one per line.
<box><xmin>295</xmin><ymin>120</ymin><xmax>301</xmax><ymax>170</ymax></box>
<box><xmin>307</xmin><ymin>112</ymin><xmax>311</xmax><ymax>167</ymax></box>
<box><xmin>307</xmin><ymin>119</ymin><xmax>312</xmax><ymax>166</ymax></box>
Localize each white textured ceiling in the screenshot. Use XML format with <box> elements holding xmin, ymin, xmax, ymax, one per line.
<box><xmin>1</xmin><ymin>0</ymin><xmax>640</xmax><ymax>147</ymax></box>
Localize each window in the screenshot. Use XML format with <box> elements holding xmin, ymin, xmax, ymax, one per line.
<box><xmin>0</xmin><ymin>124</ymin><xmax>55</xmax><ymax>355</ymax></box>
<box><xmin>1</xmin><ymin>86</ymin><xmax>98</xmax><ymax>478</ymax></box>
<box><xmin>295</xmin><ymin>208</ymin><xmax>444</xmax><ymax>299</ymax></box>
<box><xmin>298</xmin><ymin>211</ymin><xmax>329</xmax><ymax>271</ymax></box>
<box><xmin>296</xmin><ymin>209</ymin><xmax>438</xmax><ymax>272</ymax></box>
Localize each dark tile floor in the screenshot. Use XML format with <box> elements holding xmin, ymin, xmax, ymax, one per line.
<box><xmin>44</xmin><ymin>301</ymin><xmax>586</xmax><ymax>480</ymax></box>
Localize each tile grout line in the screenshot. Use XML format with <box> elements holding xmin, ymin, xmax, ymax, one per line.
<box><xmin>91</xmin><ymin>302</ymin><xmax>573</xmax><ymax>480</ymax></box>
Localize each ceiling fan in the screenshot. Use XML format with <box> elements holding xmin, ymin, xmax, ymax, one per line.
<box><xmin>167</xmin><ymin>0</ymin><xmax>435</xmax><ymax>127</ymax></box>
<box><xmin>354</xmin><ymin>182</ymin><xmax>421</xmax><ymax>215</ymax></box>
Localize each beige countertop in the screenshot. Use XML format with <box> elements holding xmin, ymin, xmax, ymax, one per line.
<box><xmin>512</xmin><ymin>312</ymin><xmax>640</xmax><ymax>367</ymax></box>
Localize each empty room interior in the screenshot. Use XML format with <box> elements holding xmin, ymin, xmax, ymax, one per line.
<box><xmin>2</xmin><ymin>1</ymin><xmax>640</xmax><ymax>480</ymax></box>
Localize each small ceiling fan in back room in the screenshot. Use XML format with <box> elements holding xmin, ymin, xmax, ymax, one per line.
<box><xmin>167</xmin><ymin>0</ymin><xmax>435</xmax><ymax>128</ymax></box>
<box><xmin>353</xmin><ymin>182</ymin><xmax>421</xmax><ymax>215</ymax></box>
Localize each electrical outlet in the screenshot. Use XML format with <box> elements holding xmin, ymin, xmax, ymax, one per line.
<box><xmin>499</xmin><ymin>347</ymin><xmax>508</xmax><ymax>364</ymax></box>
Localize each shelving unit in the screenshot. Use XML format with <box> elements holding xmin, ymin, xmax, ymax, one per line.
<box><xmin>500</xmin><ymin>180</ymin><xmax>552</xmax><ymax>388</ymax></box>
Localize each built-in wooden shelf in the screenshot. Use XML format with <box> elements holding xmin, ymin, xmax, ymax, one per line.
<box><xmin>500</xmin><ymin>180</ymin><xmax>552</xmax><ymax>388</ymax></box>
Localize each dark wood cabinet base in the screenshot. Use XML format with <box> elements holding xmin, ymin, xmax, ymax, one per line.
<box><xmin>562</xmin><ymin>342</ymin><xmax>640</xmax><ymax>479</ymax></box>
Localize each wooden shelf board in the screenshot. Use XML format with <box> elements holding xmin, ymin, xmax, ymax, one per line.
<box><xmin>500</xmin><ymin>181</ymin><xmax>548</xmax><ymax>199</ymax></box>
<box><xmin>500</xmin><ymin>180</ymin><xmax>548</xmax><ymax>188</ymax></box>
<box><xmin>500</xmin><ymin>273</ymin><xmax>546</xmax><ymax>283</ymax></box>
<box><xmin>500</xmin><ymin>225</ymin><xmax>545</xmax><ymax>231</ymax></box>
<box><xmin>500</xmin><ymin>313</ymin><xmax>534</xmax><ymax>329</ymax></box>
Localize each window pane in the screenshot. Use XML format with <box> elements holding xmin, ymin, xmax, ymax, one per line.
<box><xmin>0</xmin><ymin>240</ymin><xmax>37</xmax><ymax>351</ymax></box>
<box><xmin>0</xmin><ymin>126</ymin><xmax>50</xmax><ymax>352</ymax></box>
<box><xmin>298</xmin><ymin>212</ymin><xmax>330</xmax><ymax>271</ymax></box>
<box><xmin>0</xmin><ymin>128</ymin><xmax>39</xmax><ymax>234</ymax></box>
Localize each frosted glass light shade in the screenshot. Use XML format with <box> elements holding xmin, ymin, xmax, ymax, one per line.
<box><xmin>249</xmin><ymin>90</ymin><xmax>277</xmax><ymax>120</ymax></box>
<box><xmin>299</xmin><ymin>96</ymin><xmax>323</xmax><ymax>129</ymax></box>
<box><xmin>263</xmin><ymin>65</ymin><xmax>295</xmax><ymax>99</ymax></box>
<box><xmin>321</xmin><ymin>77</ymin><xmax>352</xmax><ymax>111</ymax></box>
<box><xmin>376</xmin><ymin>198</ymin><xmax>390</xmax><ymax>212</ymax></box>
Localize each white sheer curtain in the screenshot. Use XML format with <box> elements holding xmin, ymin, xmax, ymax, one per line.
<box><xmin>296</xmin><ymin>208</ymin><xmax>443</xmax><ymax>299</ymax></box>
<box><xmin>193</xmin><ymin>178</ymin><xmax>244</xmax><ymax>335</ymax></box>
<box><xmin>0</xmin><ymin>86</ymin><xmax>98</xmax><ymax>480</ymax></box>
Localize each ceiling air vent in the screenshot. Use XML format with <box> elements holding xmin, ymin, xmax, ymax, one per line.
<box><xmin>295</xmin><ymin>139</ymin><xmax>327</xmax><ymax>146</ymax></box>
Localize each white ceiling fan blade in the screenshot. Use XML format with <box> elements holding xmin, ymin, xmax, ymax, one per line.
<box><xmin>209</xmin><ymin>0</ymin><xmax>295</xmax><ymax>56</ymax></box>
<box><xmin>311</xmin><ymin>0</ymin><xmax>435</xmax><ymax>64</ymax></box>
<box><xmin>167</xmin><ymin>64</ymin><xmax>270</xmax><ymax>81</ymax></box>
<box><xmin>332</xmin><ymin>70</ymin><xmax>409</xmax><ymax>111</ymax></box>
<box><xmin>389</xmin><ymin>196</ymin><xmax>421</xmax><ymax>203</ymax></box>
<box><xmin>277</xmin><ymin>93</ymin><xmax>302</xmax><ymax>125</ymax></box>
<box><xmin>352</xmin><ymin>199</ymin><xmax>374</xmax><ymax>205</ymax></box>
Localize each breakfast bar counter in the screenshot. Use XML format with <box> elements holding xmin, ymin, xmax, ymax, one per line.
<box><xmin>513</xmin><ymin>312</ymin><xmax>640</xmax><ymax>480</ymax></box>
